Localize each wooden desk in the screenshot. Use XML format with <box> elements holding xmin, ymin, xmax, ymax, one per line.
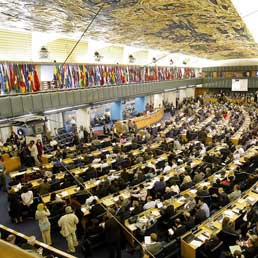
<box><xmin>0</xmin><ymin>239</ymin><xmax>38</xmax><ymax>258</ymax></box>
<box><xmin>4</xmin><ymin>156</ymin><xmax>21</xmax><ymax>173</ymax></box>
<box><xmin>0</xmin><ymin>224</ymin><xmax>76</xmax><ymax>258</ymax></box>
<box><xmin>180</xmin><ymin>183</ymin><xmax>258</xmax><ymax>258</ymax></box>
<box><xmin>180</xmin><ymin>146</ymin><xmax>257</xmax><ymax>258</ymax></box>
<box><xmin>124</xmin><ymin>145</ymin><xmax>257</xmax><ymax>248</ymax></box>
<box><xmin>115</xmin><ymin>109</ymin><xmax>164</xmax><ymax>133</ymax></box>
<box><xmin>203</xmin><ymin>97</ymin><xmax>218</xmax><ymax>103</ymax></box>
<box><xmin>231</xmin><ymin>109</ymin><xmax>250</xmax><ymax>146</ymax></box>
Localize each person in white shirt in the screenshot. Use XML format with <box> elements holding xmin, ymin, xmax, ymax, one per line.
<box><xmin>28</xmin><ymin>140</ymin><xmax>40</xmax><ymax>165</ymax></box>
<box><xmin>131</xmin><ymin>184</ymin><xmax>147</xmax><ymax>202</ymax></box>
<box><xmin>198</xmin><ymin>199</ymin><xmax>210</xmax><ymax>218</ymax></box>
<box><xmin>85</xmin><ymin>195</ymin><xmax>99</xmax><ymax>206</ymax></box>
<box><xmin>171</xmin><ymin>160</ymin><xmax>178</xmax><ymax>169</ymax></box>
<box><xmin>170</xmin><ymin>183</ymin><xmax>180</xmax><ymax>195</ymax></box>
<box><xmin>21</xmin><ymin>187</ymin><xmax>34</xmax><ymax>207</ymax></box>
<box><xmin>174</xmin><ymin>139</ymin><xmax>182</xmax><ymax>151</ymax></box>
<box><xmin>233</xmin><ymin>150</ymin><xmax>240</xmax><ymax>160</ymax></box>
<box><xmin>58</xmin><ymin>206</ymin><xmax>79</xmax><ymax>253</ymax></box>
<box><xmin>147</xmin><ymin>162</ymin><xmax>156</xmax><ymax>172</ymax></box>
<box><xmin>237</xmin><ymin>146</ymin><xmax>245</xmax><ymax>156</ymax></box>
<box><xmin>143</xmin><ymin>196</ymin><xmax>157</xmax><ymax>210</ymax></box>
<box><xmin>163</xmin><ymin>162</ymin><xmax>172</xmax><ymax>173</ymax></box>
<box><xmin>78</xmin><ymin>127</ymin><xmax>84</xmax><ymax>141</ymax></box>
<box><xmin>200</xmin><ymin>144</ymin><xmax>206</xmax><ymax>157</ymax></box>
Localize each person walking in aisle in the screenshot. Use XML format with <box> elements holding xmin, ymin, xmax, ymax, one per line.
<box><xmin>58</xmin><ymin>206</ymin><xmax>79</xmax><ymax>253</ymax></box>
<box><xmin>28</xmin><ymin>140</ymin><xmax>40</xmax><ymax>165</ymax></box>
<box><xmin>35</xmin><ymin>203</ymin><xmax>52</xmax><ymax>245</ymax></box>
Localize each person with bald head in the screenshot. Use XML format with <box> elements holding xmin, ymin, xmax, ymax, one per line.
<box><xmin>58</xmin><ymin>206</ymin><xmax>79</xmax><ymax>253</ymax></box>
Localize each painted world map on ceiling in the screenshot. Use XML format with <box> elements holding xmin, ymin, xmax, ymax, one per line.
<box><xmin>0</xmin><ymin>0</ymin><xmax>258</xmax><ymax>59</ymax></box>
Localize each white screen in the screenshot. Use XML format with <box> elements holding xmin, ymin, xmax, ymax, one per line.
<box><xmin>232</xmin><ymin>79</ymin><xmax>248</xmax><ymax>91</ymax></box>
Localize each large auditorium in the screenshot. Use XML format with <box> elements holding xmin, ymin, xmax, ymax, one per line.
<box><xmin>0</xmin><ymin>1</ymin><xmax>257</xmax><ymax>258</ymax></box>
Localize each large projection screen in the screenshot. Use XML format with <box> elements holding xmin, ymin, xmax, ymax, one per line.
<box><xmin>232</xmin><ymin>79</ymin><xmax>248</xmax><ymax>91</ymax></box>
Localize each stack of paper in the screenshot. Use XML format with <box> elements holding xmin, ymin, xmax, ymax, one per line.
<box><xmin>224</xmin><ymin>210</ymin><xmax>234</xmax><ymax>218</ymax></box>
<box><xmin>128</xmin><ymin>224</ymin><xmax>137</xmax><ymax>231</ymax></box>
<box><xmin>229</xmin><ymin>245</ymin><xmax>241</xmax><ymax>255</ymax></box>
<box><xmin>61</xmin><ymin>191</ymin><xmax>68</xmax><ymax>197</ymax></box>
<box><xmin>144</xmin><ymin>236</ymin><xmax>152</xmax><ymax>245</ymax></box>
<box><xmin>190</xmin><ymin>240</ymin><xmax>202</xmax><ymax>247</ymax></box>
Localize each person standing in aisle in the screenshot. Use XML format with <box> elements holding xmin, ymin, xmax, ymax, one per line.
<box><xmin>104</xmin><ymin>209</ymin><xmax>122</xmax><ymax>258</ymax></box>
<box><xmin>28</xmin><ymin>140</ymin><xmax>40</xmax><ymax>165</ymax></box>
<box><xmin>0</xmin><ymin>155</ymin><xmax>7</xmax><ymax>191</ymax></box>
<box><xmin>58</xmin><ymin>206</ymin><xmax>79</xmax><ymax>253</ymax></box>
<box><xmin>35</xmin><ymin>203</ymin><xmax>52</xmax><ymax>245</ymax></box>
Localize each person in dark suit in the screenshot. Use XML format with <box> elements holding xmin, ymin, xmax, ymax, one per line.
<box><xmin>218</xmin><ymin>187</ymin><xmax>230</xmax><ymax>207</ymax></box>
<box><xmin>160</xmin><ymin>202</ymin><xmax>175</xmax><ymax>222</ymax></box>
<box><xmin>202</xmin><ymin>234</ymin><xmax>221</xmax><ymax>256</ymax></box>
<box><xmin>104</xmin><ymin>209</ymin><xmax>122</xmax><ymax>258</ymax></box>
<box><xmin>90</xmin><ymin>199</ymin><xmax>106</xmax><ymax>218</ymax></box>
<box><xmin>130</xmin><ymin>200</ymin><xmax>143</xmax><ymax>216</ymax></box>
<box><xmin>182</xmin><ymin>212</ymin><xmax>195</xmax><ymax>230</ymax></box>
<box><xmin>169</xmin><ymin>218</ymin><xmax>187</xmax><ymax>239</ymax></box>
<box><xmin>240</xmin><ymin>204</ymin><xmax>258</xmax><ymax>235</ymax></box>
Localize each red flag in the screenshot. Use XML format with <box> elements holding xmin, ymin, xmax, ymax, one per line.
<box><xmin>33</xmin><ymin>68</ymin><xmax>40</xmax><ymax>91</ymax></box>
<box><xmin>9</xmin><ymin>65</ymin><xmax>14</xmax><ymax>89</ymax></box>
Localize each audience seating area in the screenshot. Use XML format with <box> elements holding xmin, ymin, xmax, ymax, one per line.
<box><xmin>0</xmin><ymin>96</ymin><xmax>257</xmax><ymax>258</ymax></box>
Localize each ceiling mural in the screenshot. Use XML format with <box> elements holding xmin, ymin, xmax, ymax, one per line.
<box><xmin>0</xmin><ymin>0</ymin><xmax>258</xmax><ymax>59</ymax></box>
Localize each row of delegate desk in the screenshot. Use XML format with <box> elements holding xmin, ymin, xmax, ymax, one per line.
<box><xmin>10</xmin><ymin>111</ymin><xmax>237</xmax><ymax>210</ymax></box>
<box><xmin>40</xmin><ymin>137</ymin><xmax>226</xmax><ymax>209</ymax></box>
<box><xmin>202</xmin><ymin>99</ymin><xmax>252</xmax><ymax>146</ymax></box>
<box><xmin>180</xmin><ymin>180</ymin><xmax>258</xmax><ymax>258</ymax></box>
<box><xmin>4</xmin><ymin>104</ymin><xmax>250</xmax><ymax>257</ymax></box>
<box><xmin>124</xmin><ymin>145</ymin><xmax>258</xmax><ymax>247</ymax></box>
<box><xmin>4</xmin><ymin>103</ymin><xmax>253</xmax><ymax>257</ymax></box>
<box><xmin>10</xmin><ymin>105</ymin><xmax>219</xmax><ymax>194</ymax></box>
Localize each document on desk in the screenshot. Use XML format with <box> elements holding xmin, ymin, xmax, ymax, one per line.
<box><xmin>247</xmin><ymin>196</ymin><xmax>256</xmax><ymax>205</ymax></box>
<box><xmin>127</xmin><ymin>224</ymin><xmax>137</xmax><ymax>231</ymax></box>
<box><xmin>103</xmin><ymin>199</ymin><xmax>114</xmax><ymax>206</ymax></box>
<box><xmin>61</xmin><ymin>191</ymin><xmax>69</xmax><ymax>197</ymax></box>
<box><xmin>152</xmin><ymin>210</ymin><xmax>160</xmax><ymax>217</ymax></box>
<box><xmin>177</xmin><ymin>197</ymin><xmax>186</xmax><ymax>203</ymax></box>
<box><xmin>229</xmin><ymin>245</ymin><xmax>241</xmax><ymax>255</ymax></box>
<box><xmin>189</xmin><ymin>189</ymin><xmax>197</xmax><ymax>194</ymax></box>
<box><xmin>190</xmin><ymin>239</ymin><xmax>203</xmax><ymax>247</ymax></box>
<box><xmin>238</xmin><ymin>198</ymin><xmax>246</xmax><ymax>204</ymax></box>
<box><xmin>81</xmin><ymin>207</ymin><xmax>87</xmax><ymax>213</ymax></box>
<box><xmin>224</xmin><ymin>210</ymin><xmax>234</xmax><ymax>218</ymax></box>
<box><xmin>144</xmin><ymin>236</ymin><xmax>152</xmax><ymax>245</ymax></box>
<box><xmin>113</xmin><ymin>196</ymin><xmax>119</xmax><ymax>202</ymax></box>
<box><xmin>198</xmin><ymin>234</ymin><xmax>209</xmax><ymax>242</ymax></box>
<box><xmin>199</xmin><ymin>182</ymin><xmax>210</xmax><ymax>187</ymax></box>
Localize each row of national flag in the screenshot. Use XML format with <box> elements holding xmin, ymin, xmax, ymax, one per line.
<box><xmin>53</xmin><ymin>64</ymin><xmax>198</xmax><ymax>88</ymax></box>
<box><xmin>0</xmin><ymin>64</ymin><xmax>40</xmax><ymax>94</ymax></box>
<box><xmin>0</xmin><ymin>63</ymin><xmax>199</xmax><ymax>93</ymax></box>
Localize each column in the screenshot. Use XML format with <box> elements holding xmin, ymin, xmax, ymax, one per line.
<box><xmin>153</xmin><ymin>93</ymin><xmax>164</xmax><ymax>109</ymax></box>
<box><xmin>111</xmin><ymin>101</ymin><xmax>122</xmax><ymax>121</ymax></box>
<box><xmin>135</xmin><ymin>96</ymin><xmax>146</xmax><ymax>113</ymax></box>
<box><xmin>76</xmin><ymin>108</ymin><xmax>91</xmax><ymax>130</ymax></box>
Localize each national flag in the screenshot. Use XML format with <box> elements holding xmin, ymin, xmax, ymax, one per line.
<box><xmin>2</xmin><ymin>65</ymin><xmax>10</xmax><ymax>93</ymax></box>
<box><xmin>33</xmin><ymin>66</ymin><xmax>40</xmax><ymax>92</ymax></box>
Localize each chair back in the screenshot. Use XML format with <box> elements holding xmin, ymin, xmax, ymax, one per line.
<box><xmin>163</xmin><ymin>239</ymin><xmax>178</xmax><ymax>257</ymax></box>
